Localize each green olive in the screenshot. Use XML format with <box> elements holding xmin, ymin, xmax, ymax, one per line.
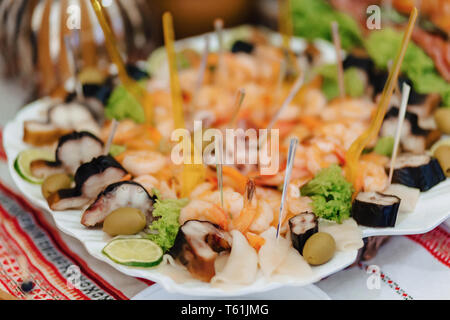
<box><xmin>434</xmin><ymin>108</ymin><xmax>450</xmax><ymax>134</ymax></box>
<box><xmin>434</xmin><ymin>145</ymin><xmax>450</xmax><ymax>177</ymax></box>
<box><xmin>41</xmin><ymin>173</ymin><xmax>72</xmax><ymax>200</ymax></box>
<box><xmin>302</xmin><ymin>232</ymin><xmax>336</xmax><ymax>266</ymax></box>
<box><xmin>103</xmin><ymin>207</ymin><xmax>146</xmax><ymax>237</ymax></box>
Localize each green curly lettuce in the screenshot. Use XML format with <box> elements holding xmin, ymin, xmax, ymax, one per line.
<box><xmin>300</xmin><ymin>164</ymin><xmax>354</xmax><ymax>223</ymax></box>
<box><xmin>364</xmin><ymin>28</ymin><xmax>450</xmax><ymax>107</ymax></box>
<box><xmin>291</xmin><ymin>0</ymin><xmax>363</xmax><ymax>50</ymax></box>
<box><xmin>105</xmin><ymin>84</ymin><xmax>146</xmax><ymax>123</ymax></box>
<box><xmin>145</xmin><ymin>192</ymin><xmax>188</xmax><ymax>252</ymax></box>
<box><xmin>317</xmin><ymin>64</ymin><xmax>365</xmax><ymax>100</ymax></box>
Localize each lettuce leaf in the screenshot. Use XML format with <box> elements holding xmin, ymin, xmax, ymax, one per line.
<box><xmin>364</xmin><ymin>28</ymin><xmax>450</xmax><ymax>107</ymax></box>
<box><xmin>300</xmin><ymin>165</ymin><xmax>354</xmax><ymax>223</ymax></box>
<box><xmin>145</xmin><ymin>194</ymin><xmax>189</xmax><ymax>252</ymax></box>
<box><xmin>291</xmin><ymin>0</ymin><xmax>363</xmax><ymax>50</ymax></box>
<box><xmin>105</xmin><ymin>84</ymin><xmax>146</xmax><ymax>123</ymax></box>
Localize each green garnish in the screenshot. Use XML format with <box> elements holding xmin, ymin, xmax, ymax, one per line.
<box><xmin>109</xmin><ymin>144</ymin><xmax>127</xmax><ymax>157</ymax></box>
<box><xmin>364</xmin><ymin>28</ymin><xmax>450</xmax><ymax>107</ymax></box>
<box><xmin>145</xmin><ymin>191</ymin><xmax>188</xmax><ymax>252</ymax></box>
<box><xmin>374</xmin><ymin>136</ymin><xmax>395</xmax><ymax>157</ymax></box>
<box><xmin>300</xmin><ymin>164</ymin><xmax>354</xmax><ymax>223</ymax></box>
<box><xmin>316</xmin><ymin>64</ymin><xmax>365</xmax><ymax>100</ymax></box>
<box><xmin>291</xmin><ymin>0</ymin><xmax>363</xmax><ymax>50</ymax></box>
<box><xmin>105</xmin><ymin>84</ymin><xmax>146</xmax><ymax>123</ymax></box>
<box><xmin>102</xmin><ymin>238</ymin><xmax>163</xmax><ymax>268</ymax></box>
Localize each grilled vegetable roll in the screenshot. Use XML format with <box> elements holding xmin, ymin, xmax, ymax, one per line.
<box><xmin>352</xmin><ymin>192</ymin><xmax>401</xmax><ymax>228</ymax></box>
<box><xmin>231</xmin><ymin>40</ymin><xmax>254</xmax><ymax>54</ymax></box>
<box><xmin>289</xmin><ymin>212</ymin><xmax>318</xmax><ymax>255</ymax></box>
<box><xmin>388</xmin><ymin>154</ymin><xmax>446</xmax><ymax>191</ymax></box>
<box><xmin>30</xmin><ymin>131</ymin><xmax>104</xmax><ymax>179</ymax></box>
<box><xmin>169</xmin><ymin>220</ymin><xmax>231</xmax><ymax>282</ymax></box>
<box><xmin>381</xmin><ymin>107</ymin><xmax>433</xmax><ymax>154</ymax></box>
<box><xmin>81</xmin><ymin>181</ymin><xmax>155</xmax><ymax>227</ymax></box>
<box><xmin>47</xmin><ymin>156</ymin><xmax>127</xmax><ymax>211</ymax></box>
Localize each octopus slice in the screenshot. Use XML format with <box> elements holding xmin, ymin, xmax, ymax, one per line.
<box><xmin>47</xmin><ymin>156</ymin><xmax>127</xmax><ymax>211</ymax></box>
<box><xmin>30</xmin><ymin>131</ymin><xmax>104</xmax><ymax>179</ymax></box>
<box><xmin>81</xmin><ymin>181</ymin><xmax>155</xmax><ymax>227</ymax></box>
<box><xmin>23</xmin><ymin>101</ymin><xmax>100</xmax><ymax>146</ymax></box>
<box><xmin>169</xmin><ymin>220</ymin><xmax>231</xmax><ymax>282</ymax></box>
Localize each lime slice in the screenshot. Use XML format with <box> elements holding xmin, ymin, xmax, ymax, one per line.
<box><xmin>430</xmin><ymin>138</ymin><xmax>450</xmax><ymax>156</ymax></box>
<box><xmin>102</xmin><ymin>238</ymin><xmax>163</xmax><ymax>268</ymax></box>
<box><xmin>14</xmin><ymin>149</ymin><xmax>55</xmax><ymax>184</ymax></box>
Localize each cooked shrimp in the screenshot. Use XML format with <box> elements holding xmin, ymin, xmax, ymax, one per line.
<box><xmin>232</xmin><ymin>180</ymin><xmax>258</xmax><ymax>233</ymax></box>
<box><xmin>122</xmin><ymin>150</ymin><xmax>167</xmax><ymax>176</ymax></box>
<box><xmin>179</xmin><ymin>199</ymin><xmax>228</xmax><ymax>230</ymax></box>
<box><xmin>359</xmin><ymin>160</ymin><xmax>388</xmax><ymax>192</ymax></box>
<box><xmin>190</xmin><ymin>182</ymin><xmax>215</xmax><ymax>199</ymax></box>
<box><xmin>134</xmin><ymin>174</ymin><xmax>159</xmax><ymax>192</ymax></box>
<box><xmin>286</xmin><ymin>183</ymin><xmax>313</xmax><ymax>215</ymax></box>
<box><xmin>321</xmin><ymin>98</ymin><xmax>375</xmax><ymax>122</ymax></box>
<box><xmin>199</xmin><ymin>188</ymin><xmax>244</xmax><ymax>220</ymax></box>
<box><xmin>248</xmin><ymin>199</ymin><xmax>274</xmax><ymax>234</ymax></box>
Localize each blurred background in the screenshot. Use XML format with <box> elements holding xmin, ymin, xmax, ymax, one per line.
<box><xmin>0</xmin><ymin>0</ymin><xmax>448</xmax><ymax>102</ymax></box>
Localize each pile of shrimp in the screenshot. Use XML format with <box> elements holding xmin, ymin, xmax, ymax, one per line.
<box><xmin>97</xmin><ymin>37</ymin><xmax>388</xmax><ymax>249</ymax></box>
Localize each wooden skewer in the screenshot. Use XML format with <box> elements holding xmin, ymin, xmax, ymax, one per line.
<box><xmin>276</xmin><ymin>137</ymin><xmax>299</xmax><ymax>238</ymax></box>
<box><xmin>274</xmin><ymin>58</ymin><xmax>287</xmax><ymax>103</ymax></box>
<box><xmin>163</xmin><ymin>11</ymin><xmax>205</xmax><ymax>197</ymax></box>
<box><xmin>214</xmin><ymin>18</ymin><xmax>225</xmax><ymax>84</ymax></box>
<box><xmin>215</xmin><ymin>136</ymin><xmax>224</xmax><ymax>209</ymax></box>
<box><xmin>229</xmin><ymin>88</ymin><xmax>246</xmax><ymax>128</ymax></box>
<box><xmin>90</xmin><ymin>0</ymin><xmax>153</xmax><ymax>126</ymax></box>
<box><xmin>388</xmin><ymin>83</ymin><xmax>411</xmax><ymax>185</ymax></box>
<box><xmin>258</xmin><ymin>72</ymin><xmax>303</xmax><ymax>152</ymax></box>
<box><xmin>388</xmin><ymin>59</ymin><xmax>401</xmax><ymax>97</ymax></box>
<box><xmin>331</xmin><ymin>21</ymin><xmax>345</xmax><ymax>98</ymax></box>
<box><xmin>104</xmin><ymin>119</ymin><xmax>118</xmax><ymax>155</ymax></box>
<box><xmin>64</xmin><ymin>32</ymin><xmax>84</xmax><ymax>100</ymax></box>
<box><xmin>190</xmin><ymin>34</ymin><xmax>210</xmax><ymax>111</ymax></box>
<box><xmin>267</xmin><ymin>72</ymin><xmax>304</xmax><ymax>131</ymax></box>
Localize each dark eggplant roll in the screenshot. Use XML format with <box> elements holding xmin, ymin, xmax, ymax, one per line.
<box><xmin>388</xmin><ymin>154</ymin><xmax>446</xmax><ymax>191</ymax></box>
<box><xmin>289</xmin><ymin>212</ymin><xmax>318</xmax><ymax>255</ymax></box>
<box><xmin>371</xmin><ymin>73</ymin><xmax>426</xmax><ymax>105</ymax></box>
<box><xmin>380</xmin><ymin>106</ymin><xmax>439</xmax><ymax>154</ymax></box>
<box><xmin>352</xmin><ymin>192</ymin><xmax>401</xmax><ymax>228</ymax></box>
<box><xmin>30</xmin><ymin>131</ymin><xmax>104</xmax><ymax>179</ymax></box>
<box><xmin>82</xmin><ymin>76</ymin><xmax>114</xmax><ymax>105</ymax></box>
<box><xmin>231</xmin><ymin>40</ymin><xmax>255</xmax><ymax>54</ymax></box>
<box><xmin>81</xmin><ymin>181</ymin><xmax>155</xmax><ymax>227</ymax></box>
<box><xmin>47</xmin><ymin>155</ymin><xmax>127</xmax><ymax>211</ymax></box>
<box><xmin>169</xmin><ymin>220</ymin><xmax>231</xmax><ymax>282</ymax></box>
<box><xmin>343</xmin><ymin>54</ymin><xmax>375</xmax><ymax>79</ymax></box>
<box><xmin>125</xmin><ymin>63</ymin><xmax>149</xmax><ymax>81</ymax></box>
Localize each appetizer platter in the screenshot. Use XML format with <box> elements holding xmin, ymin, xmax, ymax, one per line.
<box><xmin>4</xmin><ymin>6</ymin><xmax>450</xmax><ymax>296</ymax></box>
